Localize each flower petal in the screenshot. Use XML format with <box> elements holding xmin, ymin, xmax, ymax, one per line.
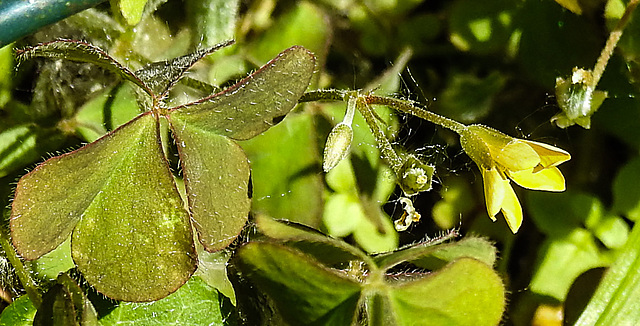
<box><xmin>500</xmin><ymin>183</ymin><xmax>523</xmax><ymax>233</ymax></box>
<box><xmin>522</xmin><ymin>140</ymin><xmax>571</xmax><ymax>167</ymax></box>
<box><xmin>494</xmin><ymin>140</ymin><xmax>540</xmax><ymax>171</ymax></box>
<box><xmin>508</xmin><ymin>166</ymin><xmax>566</xmax><ymax>191</ymax></box>
<box><xmin>482</xmin><ymin>167</ymin><xmax>506</xmax><ymax>220</ymax></box>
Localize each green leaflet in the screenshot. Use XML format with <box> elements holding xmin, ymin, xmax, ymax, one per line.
<box><xmin>169</xmin><ymin>117</ymin><xmax>250</xmax><ymax>252</ymax></box>
<box><xmin>134</xmin><ymin>40</ymin><xmax>235</xmax><ymax>97</ymax></box>
<box><xmin>374</xmin><ymin>236</ymin><xmax>497</xmax><ymax>271</ymax></box>
<box><xmin>16</xmin><ymin>40</ymin><xmax>149</xmax><ymax>94</ymax></box>
<box><xmin>11</xmin><ymin>113</ymin><xmax>196</xmax><ymax>301</ymax></box>
<box><xmin>388</xmin><ymin>258</ymin><xmax>505</xmax><ymax>326</ymax></box>
<box><xmin>0</xmin><ymin>295</ymin><xmax>36</xmax><ymax>326</ymax></box>
<box><xmin>170</xmin><ymin>46</ymin><xmax>316</xmax><ymax>141</ymax></box>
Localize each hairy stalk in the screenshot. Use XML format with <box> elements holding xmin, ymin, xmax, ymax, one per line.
<box><xmin>0</xmin><ymin>230</ymin><xmax>41</xmax><ymax>307</ymax></box>
<box><xmin>591</xmin><ymin>0</ymin><xmax>640</xmax><ymax>89</ymax></box>
<box><xmin>365</xmin><ymin>95</ymin><xmax>467</xmax><ymax>134</ymax></box>
<box><xmin>355</xmin><ymin>96</ymin><xmax>404</xmax><ymax>175</ymax></box>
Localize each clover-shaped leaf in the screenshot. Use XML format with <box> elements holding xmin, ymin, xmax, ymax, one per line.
<box><xmin>10</xmin><ymin>40</ymin><xmax>316</xmax><ymax>301</ymax></box>
<box><xmin>235</xmin><ymin>218</ymin><xmax>506</xmax><ymax>325</ymax></box>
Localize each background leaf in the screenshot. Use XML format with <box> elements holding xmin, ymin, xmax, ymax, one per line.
<box><xmin>116</xmin><ymin>0</ymin><xmax>148</xmax><ymax>26</ymax></box>
<box><xmin>187</xmin><ymin>0</ymin><xmax>238</xmax><ymax>49</ymax></box>
<box><xmin>0</xmin><ymin>124</ymin><xmax>65</xmax><ymax>178</ymax></box>
<box><xmin>0</xmin><ymin>295</ymin><xmax>36</xmax><ymax>326</ymax></box>
<box><xmin>239</xmin><ymin>112</ymin><xmax>324</xmax><ymax>227</ymax></box>
<box><xmin>613</xmin><ymin>156</ymin><xmax>640</xmax><ymax>221</ymax></box>
<box><xmin>575</xmin><ymin>223</ymin><xmax>640</xmax><ymax>325</ymax></box>
<box><xmin>100</xmin><ymin>276</ymin><xmax>227</xmax><ymax>326</ymax></box>
<box><xmin>247</xmin><ymin>1</ymin><xmax>330</xmax><ymax>67</ymax></box>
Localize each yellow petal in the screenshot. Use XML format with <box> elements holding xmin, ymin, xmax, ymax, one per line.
<box><xmin>522</xmin><ymin>140</ymin><xmax>571</xmax><ymax>167</ymax></box>
<box><xmin>500</xmin><ymin>183</ymin><xmax>523</xmax><ymax>233</ymax></box>
<box><xmin>494</xmin><ymin>140</ymin><xmax>541</xmax><ymax>171</ymax></box>
<box><xmin>508</xmin><ymin>166</ymin><xmax>566</xmax><ymax>191</ymax></box>
<box><xmin>482</xmin><ymin>167</ymin><xmax>506</xmax><ymax>219</ymax></box>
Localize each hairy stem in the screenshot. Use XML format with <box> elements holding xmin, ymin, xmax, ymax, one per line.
<box><xmin>0</xmin><ymin>230</ymin><xmax>41</xmax><ymax>307</ymax></box>
<box><xmin>590</xmin><ymin>0</ymin><xmax>639</xmax><ymax>89</ymax></box>
<box><xmin>365</xmin><ymin>95</ymin><xmax>467</xmax><ymax>134</ymax></box>
<box><xmin>355</xmin><ymin>96</ymin><xmax>404</xmax><ymax>175</ymax></box>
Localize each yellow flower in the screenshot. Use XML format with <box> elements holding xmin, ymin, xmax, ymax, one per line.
<box><xmin>459</xmin><ymin>125</ymin><xmax>571</xmax><ymax>233</ymax></box>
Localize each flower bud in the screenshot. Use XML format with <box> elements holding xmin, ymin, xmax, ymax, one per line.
<box><xmin>323</xmin><ymin>122</ymin><xmax>353</xmax><ymax>172</ymax></box>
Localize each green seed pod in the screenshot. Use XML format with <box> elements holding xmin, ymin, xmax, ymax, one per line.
<box><xmin>552</xmin><ymin>67</ymin><xmax>607</xmax><ymax>129</ymax></box>
<box><xmin>323</xmin><ymin>122</ymin><xmax>353</xmax><ymax>172</ymax></box>
<box><xmin>398</xmin><ymin>155</ymin><xmax>435</xmax><ymax>196</ymax></box>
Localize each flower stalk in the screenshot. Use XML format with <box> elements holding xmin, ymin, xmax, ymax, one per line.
<box><xmin>302</xmin><ymin>90</ymin><xmax>571</xmax><ymax>233</ymax></box>
<box><xmin>591</xmin><ymin>0</ymin><xmax>639</xmax><ymax>90</ymax></box>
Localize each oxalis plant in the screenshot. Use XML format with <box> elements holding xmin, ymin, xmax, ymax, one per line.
<box><xmin>1</xmin><ymin>38</ymin><xmax>569</xmax><ymax>325</ymax></box>
<box><xmin>7</xmin><ymin>39</ymin><xmax>316</xmax><ymax>302</ymax></box>
<box><xmin>4</xmin><ymin>0</ymin><xmax>640</xmax><ymax>325</ymax></box>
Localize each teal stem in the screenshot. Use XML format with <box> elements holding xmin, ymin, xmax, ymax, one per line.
<box><xmin>0</xmin><ymin>0</ymin><xmax>106</xmax><ymax>47</ymax></box>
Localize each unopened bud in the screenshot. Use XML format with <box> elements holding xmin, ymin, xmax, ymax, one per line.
<box><xmin>323</xmin><ymin>122</ymin><xmax>353</xmax><ymax>172</ymax></box>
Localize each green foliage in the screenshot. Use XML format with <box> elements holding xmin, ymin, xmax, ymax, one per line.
<box><xmin>0</xmin><ymin>295</ymin><xmax>36</xmax><ymax>325</ymax></box>
<box><xmin>527</xmin><ymin>191</ymin><xmax>627</xmax><ymax>301</ymax></box>
<box><xmin>3</xmin><ymin>0</ymin><xmax>640</xmax><ymax>324</ymax></box>
<box><xmin>234</xmin><ymin>217</ymin><xmax>504</xmax><ymax>325</ymax></box>
<box><xmin>100</xmin><ymin>276</ymin><xmax>226</xmax><ymax>325</ymax></box>
<box><xmin>114</xmin><ymin>0</ymin><xmax>148</xmax><ymax>26</ymax></box>
<box><xmin>9</xmin><ymin>40</ymin><xmax>315</xmax><ymax>301</ymax></box>
<box><xmin>574</xmin><ymin>224</ymin><xmax>640</xmax><ymax>326</ymax></box>
<box><xmin>240</xmin><ymin>113</ymin><xmax>325</xmax><ymax>227</ymax></box>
